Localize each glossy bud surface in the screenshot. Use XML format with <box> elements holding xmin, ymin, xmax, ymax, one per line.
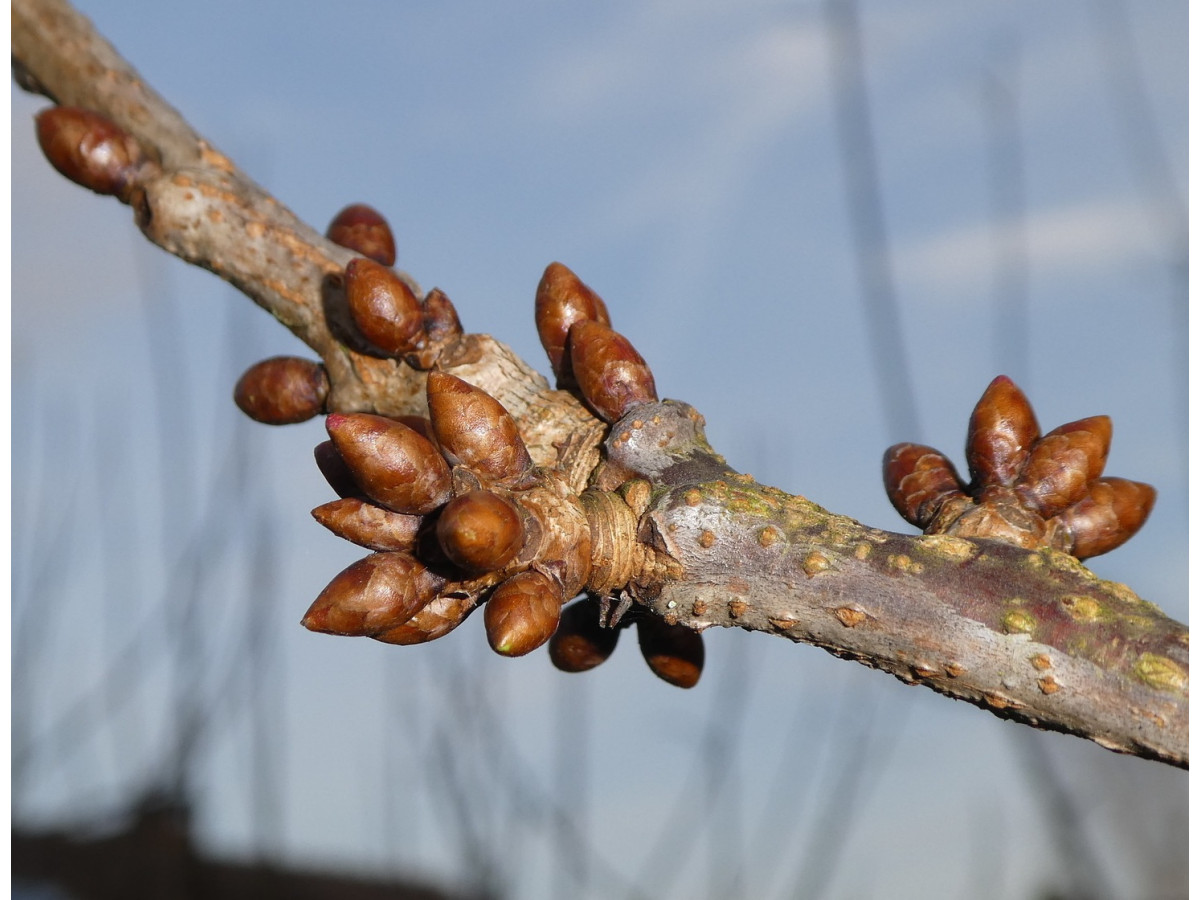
<box><xmin>234</xmin><ymin>356</ymin><xmax>329</xmax><ymax>425</ymax></box>
<box><xmin>436</xmin><ymin>490</ymin><xmax>525</xmax><ymax>574</ymax></box>
<box><xmin>344</xmin><ymin>258</ymin><xmax>424</xmax><ymax>356</ymax></box>
<box><xmin>325</xmin><ymin>413</ymin><xmax>452</xmax><ymax>514</ymax></box>
<box><xmin>36</xmin><ymin>106</ymin><xmax>144</xmax><ymax>200</ymax></box>
<box><xmin>427</xmin><ymin>372</ymin><xmax>534</xmax><ymax>484</ymax></box>
<box><xmin>326</xmin><ymin>203</ymin><xmax>396</xmax><ymax>266</ymax></box>
<box><xmin>637</xmin><ymin>617</ymin><xmax>704</xmax><ymax>688</ymax></box>
<box><xmin>568</xmin><ymin>320</ymin><xmax>657</xmax><ymax>423</ymax></box>
<box><xmin>303</xmin><ymin>551</ymin><xmax>444</xmax><ymax>636</ymax></box>
<box><xmin>484</xmin><ymin>571</ymin><xmax>564</xmax><ymax>657</ymax></box>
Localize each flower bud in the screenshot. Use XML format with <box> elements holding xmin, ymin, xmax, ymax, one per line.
<box><xmin>325</xmin><ymin>413</ymin><xmax>452</xmax><ymax>514</ymax></box>
<box><xmin>484</xmin><ymin>571</ymin><xmax>564</xmax><ymax>657</ymax></box>
<box><xmin>1015</xmin><ymin>416</ymin><xmax>1112</xmax><ymax>517</ymax></box>
<box><xmin>311</xmin><ymin>497</ymin><xmax>422</xmax><ymax>552</ymax></box>
<box><xmin>883</xmin><ymin>443</ymin><xmax>966</xmax><ymax>528</ymax></box>
<box><xmin>636</xmin><ymin>617</ymin><xmax>704</xmax><ymax>688</ymax></box>
<box><xmin>534</xmin><ymin>262</ymin><xmax>610</xmax><ymax>385</ymax></box>
<box><xmin>1058</xmin><ymin>477</ymin><xmax>1156</xmax><ymax>559</ymax></box>
<box><xmin>233</xmin><ymin>356</ymin><xmax>329</xmax><ymax>425</ymax></box>
<box><xmin>548</xmin><ymin>598</ymin><xmax>620</xmax><ymax>672</ymax></box>
<box><xmin>344</xmin><ymin>258</ymin><xmax>424</xmax><ymax>356</ymax></box>
<box><xmin>35</xmin><ymin>106</ymin><xmax>145</xmax><ymax>201</ymax></box>
<box><xmin>302</xmin><ymin>551</ymin><xmax>444</xmax><ymax>636</ymax></box>
<box><xmin>436</xmin><ymin>490</ymin><xmax>525</xmax><ymax>574</ymax></box>
<box><xmin>326</xmin><ymin>203</ymin><xmax>396</xmax><ymax>266</ymax></box>
<box><xmin>314</xmin><ymin>440</ymin><xmax>364</xmax><ymax>499</ymax></box>
<box><xmin>966</xmin><ymin>375</ymin><xmax>1040</xmax><ymax>489</ymax></box>
<box><xmin>568</xmin><ymin>320</ymin><xmax>657</xmax><ymax>423</ymax></box>
<box><xmin>426</xmin><ymin>372</ymin><xmax>534</xmax><ymax>485</ymax></box>
<box><xmin>373</xmin><ymin>593</ymin><xmax>477</xmax><ymax>645</ymax></box>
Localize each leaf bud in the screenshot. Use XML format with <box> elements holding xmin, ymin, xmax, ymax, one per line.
<box><xmin>326</xmin><ymin>203</ymin><xmax>396</xmax><ymax>266</ymax></box>
<box><xmin>325</xmin><ymin>413</ymin><xmax>452</xmax><ymax>514</ymax></box>
<box><xmin>548</xmin><ymin>598</ymin><xmax>621</xmax><ymax>672</ymax></box>
<box><xmin>966</xmin><ymin>375</ymin><xmax>1040</xmax><ymax>490</ymax></box>
<box><xmin>35</xmin><ymin>106</ymin><xmax>145</xmax><ymax>201</ymax></box>
<box><xmin>344</xmin><ymin>258</ymin><xmax>425</xmax><ymax>356</ymax></box>
<box><xmin>568</xmin><ymin>320</ymin><xmax>657</xmax><ymax>423</ymax></box>
<box><xmin>373</xmin><ymin>593</ymin><xmax>477</xmax><ymax>645</ymax></box>
<box><xmin>233</xmin><ymin>356</ymin><xmax>329</xmax><ymax>425</ymax></box>
<box><xmin>636</xmin><ymin>617</ymin><xmax>704</xmax><ymax>688</ymax></box>
<box><xmin>404</xmin><ymin>288</ymin><xmax>464</xmax><ymax>370</ymax></box>
<box><xmin>312</xmin><ymin>497</ymin><xmax>422</xmax><ymax>552</ymax></box>
<box><xmin>436</xmin><ymin>490</ymin><xmax>525</xmax><ymax>574</ymax></box>
<box><xmin>1015</xmin><ymin>416</ymin><xmax>1112</xmax><ymax>517</ymax></box>
<box><xmin>882</xmin><ymin>443</ymin><xmax>966</xmax><ymax>528</ymax></box>
<box><xmin>534</xmin><ymin>262</ymin><xmax>611</xmax><ymax>385</ymax></box>
<box><xmin>484</xmin><ymin>571</ymin><xmax>564</xmax><ymax>657</ymax></box>
<box><xmin>426</xmin><ymin>372</ymin><xmax>534</xmax><ymax>485</ymax></box>
<box><xmin>302</xmin><ymin>551</ymin><xmax>444</xmax><ymax>636</ymax></box>
<box><xmin>1057</xmin><ymin>477</ymin><xmax>1156</xmax><ymax>559</ymax></box>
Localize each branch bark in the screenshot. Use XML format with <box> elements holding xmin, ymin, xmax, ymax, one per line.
<box><xmin>12</xmin><ymin>0</ymin><xmax>1187</xmax><ymax>767</ymax></box>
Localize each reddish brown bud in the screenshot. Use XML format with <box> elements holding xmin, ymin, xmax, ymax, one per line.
<box><xmin>636</xmin><ymin>617</ymin><xmax>704</xmax><ymax>688</ymax></box>
<box><xmin>1057</xmin><ymin>478</ymin><xmax>1156</xmax><ymax>559</ymax></box>
<box><xmin>535</xmin><ymin>262</ymin><xmax>611</xmax><ymax>384</ymax></box>
<box><xmin>344</xmin><ymin>258</ymin><xmax>424</xmax><ymax>356</ymax></box>
<box><xmin>303</xmin><ymin>552</ymin><xmax>444</xmax><ymax>636</ymax></box>
<box><xmin>35</xmin><ymin>106</ymin><xmax>144</xmax><ymax>201</ymax></box>
<box><xmin>403</xmin><ymin>288</ymin><xmax>464</xmax><ymax>370</ymax></box>
<box><xmin>233</xmin><ymin>356</ymin><xmax>329</xmax><ymax>425</ymax></box>
<box><xmin>312</xmin><ymin>498</ymin><xmax>422</xmax><ymax>552</ymax></box>
<box><xmin>436</xmin><ymin>490</ymin><xmax>525</xmax><ymax>574</ymax></box>
<box><xmin>1016</xmin><ymin>416</ymin><xmax>1112</xmax><ymax>517</ymax></box>
<box><xmin>548</xmin><ymin>598</ymin><xmax>620</xmax><ymax>672</ymax></box>
<box><xmin>966</xmin><ymin>376</ymin><xmax>1040</xmax><ymax>489</ymax></box>
<box><xmin>326</xmin><ymin>203</ymin><xmax>396</xmax><ymax>266</ymax></box>
<box><xmin>422</xmin><ymin>288</ymin><xmax>463</xmax><ymax>344</ymax></box>
<box><xmin>426</xmin><ymin>372</ymin><xmax>534</xmax><ymax>485</ymax></box>
<box><xmin>568</xmin><ymin>320</ymin><xmax>657</xmax><ymax>424</ymax></box>
<box><xmin>325</xmin><ymin>413</ymin><xmax>452</xmax><ymax>514</ymax></box>
<box><xmin>484</xmin><ymin>571</ymin><xmax>564</xmax><ymax>657</ymax></box>
<box><xmin>373</xmin><ymin>593</ymin><xmax>477</xmax><ymax>645</ymax></box>
<box><xmin>314</xmin><ymin>440</ymin><xmax>364</xmax><ymax>499</ymax></box>
<box><xmin>883</xmin><ymin>443</ymin><xmax>967</xmax><ymax>528</ymax></box>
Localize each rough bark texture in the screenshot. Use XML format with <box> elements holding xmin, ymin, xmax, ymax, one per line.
<box><xmin>12</xmin><ymin>0</ymin><xmax>1187</xmax><ymax>767</ymax></box>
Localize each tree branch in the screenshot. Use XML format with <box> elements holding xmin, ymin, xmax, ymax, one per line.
<box><xmin>12</xmin><ymin>0</ymin><xmax>1187</xmax><ymax>767</ymax></box>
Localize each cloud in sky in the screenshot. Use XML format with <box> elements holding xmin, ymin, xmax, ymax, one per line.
<box><xmin>893</xmin><ymin>194</ymin><xmax>1165</xmax><ymax>297</ymax></box>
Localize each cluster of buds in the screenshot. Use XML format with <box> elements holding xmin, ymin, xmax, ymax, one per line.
<box><xmin>883</xmin><ymin>376</ymin><xmax>1155</xmax><ymax>559</ymax></box>
<box><xmin>237</xmin><ymin>237</ymin><xmax>707</xmax><ymax>685</ymax></box>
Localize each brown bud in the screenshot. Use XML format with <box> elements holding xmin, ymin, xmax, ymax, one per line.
<box><xmin>548</xmin><ymin>598</ymin><xmax>621</xmax><ymax>672</ymax></box>
<box><xmin>233</xmin><ymin>356</ymin><xmax>329</xmax><ymax>425</ymax></box>
<box><xmin>422</xmin><ymin>288</ymin><xmax>463</xmax><ymax>344</ymax></box>
<box><xmin>312</xmin><ymin>498</ymin><xmax>422</xmax><ymax>552</ymax></box>
<box><xmin>883</xmin><ymin>443</ymin><xmax>967</xmax><ymax>528</ymax></box>
<box><xmin>326</xmin><ymin>203</ymin><xmax>396</xmax><ymax>266</ymax></box>
<box><xmin>568</xmin><ymin>320</ymin><xmax>657</xmax><ymax>424</ymax></box>
<box><xmin>966</xmin><ymin>376</ymin><xmax>1040</xmax><ymax>489</ymax></box>
<box><xmin>1057</xmin><ymin>477</ymin><xmax>1156</xmax><ymax>559</ymax></box>
<box><xmin>484</xmin><ymin>571</ymin><xmax>564</xmax><ymax>657</ymax></box>
<box><xmin>35</xmin><ymin>107</ymin><xmax>144</xmax><ymax>201</ymax></box>
<box><xmin>426</xmin><ymin>372</ymin><xmax>534</xmax><ymax>485</ymax></box>
<box><xmin>325</xmin><ymin>413</ymin><xmax>452</xmax><ymax>514</ymax></box>
<box><xmin>404</xmin><ymin>288</ymin><xmax>464</xmax><ymax>370</ymax></box>
<box><xmin>302</xmin><ymin>552</ymin><xmax>444</xmax><ymax>636</ymax></box>
<box><xmin>1015</xmin><ymin>416</ymin><xmax>1112</xmax><ymax>517</ymax></box>
<box><xmin>436</xmin><ymin>490</ymin><xmax>525</xmax><ymax>574</ymax></box>
<box><xmin>373</xmin><ymin>593</ymin><xmax>477</xmax><ymax>645</ymax></box>
<box><xmin>534</xmin><ymin>262</ymin><xmax>611</xmax><ymax>385</ymax></box>
<box><xmin>636</xmin><ymin>617</ymin><xmax>704</xmax><ymax>688</ymax></box>
<box><xmin>314</xmin><ymin>440</ymin><xmax>364</xmax><ymax>499</ymax></box>
<box><xmin>344</xmin><ymin>258</ymin><xmax>424</xmax><ymax>356</ymax></box>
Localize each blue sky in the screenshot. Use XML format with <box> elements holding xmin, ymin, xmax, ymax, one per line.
<box><xmin>11</xmin><ymin>2</ymin><xmax>1187</xmax><ymax>898</ymax></box>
